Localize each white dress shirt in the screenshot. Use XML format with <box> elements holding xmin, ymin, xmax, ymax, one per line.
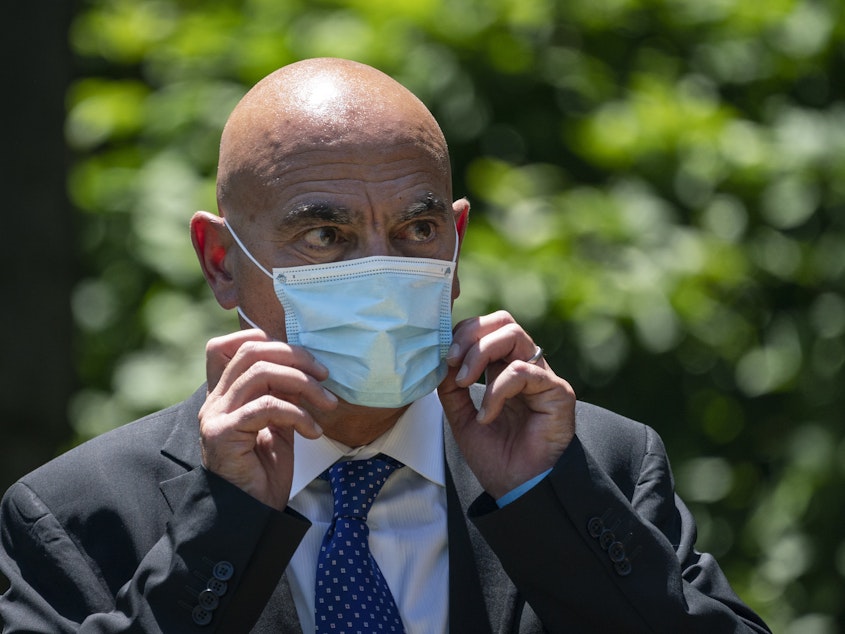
<box><xmin>286</xmin><ymin>391</ymin><xmax>449</xmax><ymax>634</ymax></box>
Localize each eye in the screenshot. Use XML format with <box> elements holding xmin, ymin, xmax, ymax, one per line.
<box><xmin>402</xmin><ymin>220</ymin><xmax>436</xmax><ymax>243</ymax></box>
<box><xmin>302</xmin><ymin>226</ymin><xmax>343</xmax><ymax>249</ymax></box>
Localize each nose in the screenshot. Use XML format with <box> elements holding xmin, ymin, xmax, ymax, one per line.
<box><xmin>352</xmin><ymin>228</ymin><xmax>399</xmax><ymax>259</ymax></box>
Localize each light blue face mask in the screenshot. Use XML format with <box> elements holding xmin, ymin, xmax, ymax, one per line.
<box><xmin>226</xmin><ymin>221</ymin><xmax>456</xmax><ymax>408</ymax></box>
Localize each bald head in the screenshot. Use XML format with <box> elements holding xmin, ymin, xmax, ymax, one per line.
<box><xmin>217</xmin><ymin>58</ymin><xmax>450</xmax><ymax>219</ymax></box>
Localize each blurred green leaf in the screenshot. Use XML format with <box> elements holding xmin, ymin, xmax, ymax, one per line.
<box><xmin>65</xmin><ymin>0</ymin><xmax>845</xmax><ymax>629</ymax></box>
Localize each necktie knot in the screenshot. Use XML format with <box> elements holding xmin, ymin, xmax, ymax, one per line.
<box><xmin>323</xmin><ymin>455</ymin><xmax>404</xmax><ymax>521</ymax></box>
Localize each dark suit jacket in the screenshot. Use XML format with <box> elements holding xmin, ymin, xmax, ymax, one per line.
<box><xmin>0</xmin><ymin>385</ymin><xmax>769</xmax><ymax>633</ymax></box>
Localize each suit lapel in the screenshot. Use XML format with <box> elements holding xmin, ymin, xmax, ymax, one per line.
<box><xmin>156</xmin><ymin>386</ymin><xmax>207</xmax><ymax>511</ymax></box>
<box><xmin>445</xmin><ymin>384</ymin><xmax>536</xmax><ymax>634</ymax></box>
<box><xmin>159</xmin><ymin>386</ymin><xmax>206</xmax><ymax>469</ymax></box>
<box><xmin>444</xmin><ymin>458</ymin><xmax>493</xmax><ymax>634</ymax></box>
<box><xmin>250</xmin><ymin>573</ymin><xmax>303</xmax><ymax>634</ymax></box>
<box><xmin>446</xmin><ymin>400</ymin><xmax>525</xmax><ymax>634</ymax></box>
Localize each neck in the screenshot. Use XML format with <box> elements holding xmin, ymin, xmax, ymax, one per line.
<box><xmin>314</xmin><ymin>400</ymin><xmax>409</xmax><ymax>448</ymax></box>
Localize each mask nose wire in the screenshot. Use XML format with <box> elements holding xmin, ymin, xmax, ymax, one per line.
<box><xmin>223</xmin><ymin>219</ymin><xmax>274</xmax><ymax>279</ymax></box>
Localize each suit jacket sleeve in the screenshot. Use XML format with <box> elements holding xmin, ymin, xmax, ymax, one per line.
<box><xmin>0</xmin><ymin>466</ymin><xmax>309</xmax><ymax>633</ymax></box>
<box><xmin>468</xmin><ymin>420</ymin><xmax>770</xmax><ymax>633</ymax></box>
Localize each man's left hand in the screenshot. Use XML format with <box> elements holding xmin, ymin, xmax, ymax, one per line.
<box><xmin>438</xmin><ymin>311</ymin><xmax>576</xmax><ymax>500</ymax></box>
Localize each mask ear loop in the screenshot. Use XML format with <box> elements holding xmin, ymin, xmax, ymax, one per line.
<box><xmin>223</xmin><ymin>219</ymin><xmax>274</xmax><ymax>332</ymax></box>
<box><xmin>223</xmin><ymin>219</ymin><xmax>273</xmax><ymax>279</ymax></box>
<box><xmin>236</xmin><ymin>307</ymin><xmax>264</xmax><ymax>331</ymax></box>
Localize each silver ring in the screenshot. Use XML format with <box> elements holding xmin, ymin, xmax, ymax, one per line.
<box><xmin>526</xmin><ymin>346</ymin><xmax>543</xmax><ymax>364</ymax></box>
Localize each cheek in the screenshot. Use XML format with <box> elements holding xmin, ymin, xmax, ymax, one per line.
<box><xmin>236</xmin><ymin>277</ymin><xmax>289</xmax><ymax>341</ymax></box>
<box><xmin>451</xmin><ymin>273</ymin><xmax>461</xmax><ymax>303</ymax></box>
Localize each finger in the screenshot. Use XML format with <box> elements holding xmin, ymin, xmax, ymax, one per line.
<box><xmin>210</xmin><ymin>335</ymin><xmax>329</xmax><ymax>396</ymax></box>
<box><xmin>452</xmin><ymin>322</ymin><xmax>540</xmax><ymax>388</ymax></box>
<box><xmin>437</xmin><ymin>365</ymin><xmax>479</xmax><ymax>430</ymax></box>
<box><xmin>201</xmin><ymin>394</ymin><xmax>327</xmax><ymax>460</ymax></box>
<box><xmin>476</xmin><ymin>362</ymin><xmax>574</xmax><ymax>424</ymax></box>
<box><xmin>218</xmin><ymin>359</ymin><xmax>338</xmax><ymax>415</ymax></box>
<box><xmin>235</xmin><ymin>393</ymin><xmax>327</xmax><ymax>440</ymax></box>
<box><xmin>447</xmin><ymin>311</ymin><xmax>517</xmax><ymax>366</ymax></box>
<box><xmin>206</xmin><ymin>329</ymin><xmax>272</xmax><ymax>390</ymax></box>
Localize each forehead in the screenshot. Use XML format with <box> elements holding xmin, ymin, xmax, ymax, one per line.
<box><xmin>243</xmin><ymin>141</ymin><xmax>452</xmax><ymax>228</ymax></box>
<box><xmin>219</xmin><ymin>88</ymin><xmax>451</xmax><ymax>223</ymax></box>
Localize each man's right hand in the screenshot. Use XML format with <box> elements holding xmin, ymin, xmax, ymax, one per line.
<box><xmin>198</xmin><ymin>329</ymin><xmax>337</xmax><ymax>510</ymax></box>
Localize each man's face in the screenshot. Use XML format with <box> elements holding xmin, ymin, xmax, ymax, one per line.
<box><xmin>228</xmin><ymin>141</ymin><xmax>459</xmax><ymax>342</ymax></box>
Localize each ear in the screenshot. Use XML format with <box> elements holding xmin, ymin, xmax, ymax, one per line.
<box><xmin>190</xmin><ymin>211</ymin><xmax>239</xmax><ymax>310</ymax></box>
<box><xmin>451</xmin><ymin>198</ymin><xmax>470</xmax><ymax>303</ymax></box>
<box><xmin>453</xmin><ymin>197</ymin><xmax>470</xmax><ymax>246</ymax></box>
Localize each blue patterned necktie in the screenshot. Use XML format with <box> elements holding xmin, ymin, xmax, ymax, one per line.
<box><xmin>315</xmin><ymin>456</ymin><xmax>406</xmax><ymax>634</ymax></box>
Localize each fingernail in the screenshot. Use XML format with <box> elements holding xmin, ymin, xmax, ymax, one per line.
<box><xmin>323</xmin><ymin>388</ymin><xmax>338</xmax><ymax>402</ymax></box>
<box><xmin>447</xmin><ymin>342</ymin><xmax>461</xmax><ymax>362</ymax></box>
<box><xmin>455</xmin><ymin>365</ymin><xmax>468</xmax><ymax>383</ymax></box>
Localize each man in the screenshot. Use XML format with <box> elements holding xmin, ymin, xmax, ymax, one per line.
<box><xmin>0</xmin><ymin>58</ymin><xmax>769</xmax><ymax>632</ymax></box>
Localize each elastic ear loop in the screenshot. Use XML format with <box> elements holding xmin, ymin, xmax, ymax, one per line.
<box><xmin>223</xmin><ymin>219</ymin><xmax>272</xmax><ymax>331</ymax></box>
<box><xmin>236</xmin><ymin>307</ymin><xmax>263</xmax><ymax>331</ymax></box>
<box><xmin>223</xmin><ymin>219</ymin><xmax>273</xmax><ymax>278</ymax></box>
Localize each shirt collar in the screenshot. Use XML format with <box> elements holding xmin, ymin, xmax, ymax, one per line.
<box><xmin>289</xmin><ymin>390</ymin><xmax>445</xmax><ymax>500</ymax></box>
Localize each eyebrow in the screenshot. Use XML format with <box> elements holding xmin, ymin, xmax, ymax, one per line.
<box><xmin>396</xmin><ymin>193</ymin><xmax>451</xmax><ymax>224</ymax></box>
<box><xmin>280</xmin><ymin>193</ymin><xmax>450</xmax><ymax>229</ymax></box>
<box><xmin>282</xmin><ymin>202</ymin><xmax>354</xmax><ymax>227</ymax></box>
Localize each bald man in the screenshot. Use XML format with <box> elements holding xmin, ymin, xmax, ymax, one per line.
<box><xmin>0</xmin><ymin>59</ymin><xmax>769</xmax><ymax>633</ymax></box>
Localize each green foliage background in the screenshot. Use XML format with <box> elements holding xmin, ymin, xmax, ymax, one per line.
<box><xmin>67</xmin><ymin>0</ymin><xmax>845</xmax><ymax>630</ymax></box>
